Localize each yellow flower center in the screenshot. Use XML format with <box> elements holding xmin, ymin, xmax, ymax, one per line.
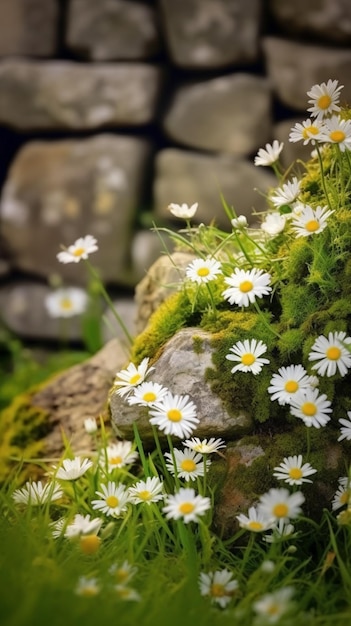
<box><xmin>167</xmin><ymin>409</ymin><xmax>182</xmax><ymax>422</ymax></box>
<box><xmin>106</xmin><ymin>495</ymin><xmax>119</xmax><ymax>508</ymax></box>
<box><xmin>305</xmin><ymin>219</ymin><xmax>320</xmax><ymax>232</ymax></box>
<box><xmin>80</xmin><ymin>585</ymin><xmax>99</xmax><ymax>597</ymax></box>
<box><xmin>197</xmin><ymin>267</ymin><xmax>210</xmax><ymax>277</ymax></box>
<box><xmin>115</xmin><ymin>569</ymin><xmax>129</xmax><ymax>583</ymax></box>
<box><xmin>60</xmin><ymin>298</ymin><xmax>73</xmax><ymax>310</ymax></box>
<box><xmin>239</xmin><ymin>280</ymin><xmax>253</xmax><ymax>293</ymax></box>
<box><xmin>241</xmin><ymin>353</ymin><xmax>256</xmax><ymax>366</ymax></box>
<box><xmin>317</xmin><ymin>94</ymin><xmax>332</xmax><ymax>110</ymax></box>
<box><xmin>210</xmin><ymin>583</ymin><xmax>226</xmax><ymax>598</ymax></box>
<box><xmin>273</xmin><ymin>503</ymin><xmax>289</xmax><ymax>518</ymax></box>
<box><xmin>289</xmin><ymin>467</ymin><xmax>303</xmax><ymax>480</ymax></box>
<box><xmin>79</xmin><ymin>534</ymin><xmax>101</xmax><ymax>555</ymax></box>
<box><xmin>329</xmin><ymin>130</ymin><xmax>345</xmax><ymax>143</ymax></box>
<box><xmin>340</xmin><ymin>490</ymin><xmax>350</xmax><ymax>505</ymax></box>
<box><xmin>110</xmin><ymin>456</ymin><xmax>122</xmax><ymax>466</ymax></box>
<box><xmin>248</xmin><ymin>521</ymin><xmax>264</xmax><ymax>531</ymax></box>
<box><xmin>267</xmin><ymin>603</ymin><xmax>280</xmax><ymax>616</ymax></box>
<box><xmin>181</xmin><ymin>459</ymin><xmax>197</xmax><ymax>472</ymax></box>
<box><xmin>129</xmin><ymin>373</ymin><xmax>141</xmax><ymax>385</ymax></box>
<box><xmin>284</xmin><ymin>380</ymin><xmax>298</xmax><ymax>393</ymax></box>
<box><xmin>138</xmin><ymin>490</ymin><xmax>151</xmax><ymax>501</ymax></box>
<box><xmin>73</xmin><ymin>247</ymin><xmax>85</xmax><ymax>257</ymax></box>
<box><xmin>179</xmin><ymin>502</ymin><xmax>195</xmax><ymax>515</ymax></box>
<box><xmin>301</xmin><ymin>402</ymin><xmax>317</xmax><ymax>417</ymax></box>
<box><xmin>143</xmin><ymin>391</ymin><xmax>157</xmax><ymax>403</ymax></box>
<box><xmin>326</xmin><ymin>346</ymin><xmax>341</xmax><ymax>361</ymax></box>
<box><xmin>302</xmin><ymin>126</ymin><xmax>319</xmax><ymax>140</ymax></box>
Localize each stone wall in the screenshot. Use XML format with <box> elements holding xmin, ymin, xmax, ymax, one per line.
<box><xmin>0</xmin><ymin>0</ymin><xmax>351</xmax><ymax>343</ymax></box>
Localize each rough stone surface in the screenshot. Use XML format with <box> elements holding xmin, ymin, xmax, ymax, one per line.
<box><xmin>269</xmin><ymin>0</ymin><xmax>351</xmax><ymax>44</ymax></box>
<box><xmin>109</xmin><ymin>327</ymin><xmax>253</xmax><ymax>446</ymax></box>
<box><xmin>162</xmin><ymin>74</ymin><xmax>272</xmax><ymax>154</ymax></box>
<box><xmin>0</xmin><ymin>0</ymin><xmax>59</xmax><ymax>57</ymax></box>
<box><xmin>0</xmin><ymin>60</ymin><xmax>163</xmax><ymax>130</ymax></box>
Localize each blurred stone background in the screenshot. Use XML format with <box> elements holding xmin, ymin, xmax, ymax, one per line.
<box><xmin>0</xmin><ymin>0</ymin><xmax>350</xmax><ymax>346</ymax></box>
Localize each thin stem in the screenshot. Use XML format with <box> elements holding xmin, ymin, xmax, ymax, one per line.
<box><xmin>315</xmin><ymin>143</ymin><xmax>333</xmax><ymax>212</ymax></box>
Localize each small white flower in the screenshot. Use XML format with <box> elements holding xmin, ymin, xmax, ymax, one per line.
<box><xmin>291</xmin><ymin>204</ymin><xmax>334</xmax><ymax>237</ymax></box>
<box><xmin>261</xmin><ymin>212</ymin><xmax>286</xmax><ymax>236</ymax></box>
<box><xmin>65</xmin><ymin>514</ymin><xmax>103</xmax><ymax>538</ymax></box>
<box><xmin>45</xmin><ymin>287</ymin><xmax>89</xmax><ymax>318</ymax></box>
<box><xmin>50</xmin><ymin>518</ymin><xmax>67</xmax><ymax>539</ymax></box>
<box><xmin>149</xmin><ymin>392</ymin><xmax>199</xmax><ymax>439</ymax></box>
<box><xmin>168</xmin><ymin>202</ymin><xmax>198</xmax><ymax>219</ymax></box>
<box><xmin>263</xmin><ymin>519</ymin><xmax>296</xmax><ymax>544</ymax></box>
<box><xmin>185</xmin><ymin>257</ymin><xmax>222</xmax><ymax>284</ymax></box>
<box><xmin>102</xmin><ymin>441</ymin><xmax>139</xmax><ymax>471</ymax></box>
<box><xmin>183</xmin><ymin>437</ymin><xmax>226</xmax><ymax>454</ymax></box>
<box><xmin>226</xmin><ymin>338</ymin><xmax>269</xmax><ymax>375</ymax></box>
<box><xmin>231</xmin><ymin>215</ymin><xmax>248</xmax><ymax>229</ymax></box>
<box><xmin>254</xmin><ymin>140</ymin><xmax>284</xmax><ymax>167</ymax></box>
<box><xmin>320</xmin><ymin>115</ymin><xmax>351</xmax><ymax>151</ymax></box>
<box><xmin>91</xmin><ymin>481</ymin><xmax>130</xmax><ymax>517</ymax></box>
<box><xmin>236</xmin><ymin>506</ymin><xmax>275</xmax><ymax>532</ymax></box>
<box><xmin>307</xmin><ymin>79</ymin><xmax>344</xmax><ymax>120</ymax></box>
<box><xmin>75</xmin><ymin>576</ymin><xmax>100</xmax><ymax>597</ymax></box>
<box><xmin>289</xmin><ymin>118</ymin><xmax>324</xmax><ymax>145</ymax></box>
<box><xmin>114</xmin><ymin>585</ymin><xmax>141</xmax><ymax>602</ymax></box>
<box><xmin>289</xmin><ymin>388</ymin><xmax>332</xmax><ymax>428</ymax></box>
<box><xmin>109</xmin><ymin>560</ymin><xmax>138</xmax><ymax>584</ymax></box>
<box><xmin>113</xmin><ymin>357</ymin><xmax>155</xmax><ymax>397</ymax></box>
<box><xmin>199</xmin><ymin>569</ymin><xmax>239</xmax><ymax>608</ymax></box>
<box><xmin>253</xmin><ymin>586</ymin><xmax>295</xmax><ymax>623</ymax></box>
<box><xmin>127</xmin><ymin>381</ymin><xmax>169</xmax><ymax>407</ymax></box>
<box><xmin>12</xmin><ymin>480</ymin><xmax>63</xmax><ymax>506</ymax></box>
<box><xmin>57</xmin><ymin>235</ymin><xmax>98</xmax><ymax>264</ymax></box>
<box><xmin>222</xmin><ymin>267</ymin><xmax>272</xmax><ymax>307</ymax></box>
<box><xmin>84</xmin><ymin>417</ymin><xmax>98</xmax><ymax>434</ymax></box>
<box><xmin>308</xmin><ymin>331</ymin><xmax>351</xmax><ymax>377</ymax></box>
<box><xmin>165</xmin><ymin>447</ymin><xmax>211</xmax><ymax>482</ymax></box>
<box><xmin>338</xmin><ymin>413</ymin><xmax>351</xmax><ymax>442</ymax></box>
<box><xmin>267</xmin><ymin>364</ymin><xmax>315</xmax><ymax>406</ymax></box>
<box><xmin>52</xmin><ymin>456</ymin><xmax>93</xmax><ymax>480</ymax></box>
<box><xmin>128</xmin><ymin>476</ymin><xmax>164</xmax><ymax>505</ymax></box>
<box><xmin>270</xmin><ymin>177</ymin><xmax>301</xmax><ymax>208</ymax></box>
<box><xmin>162</xmin><ymin>487</ymin><xmax>211</xmax><ymax>523</ymax></box>
<box><xmin>273</xmin><ymin>455</ymin><xmax>317</xmax><ymax>486</ymax></box>
<box><xmin>332</xmin><ymin>485</ymin><xmax>350</xmax><ymax>511</ymax></box>
<box><xmin>258</xmin><ymin>488</ymin><xmax>305</xmax><ymax>522</ymax></box>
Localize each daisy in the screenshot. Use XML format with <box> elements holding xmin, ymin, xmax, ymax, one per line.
<box><xmin>183</xmin><ymin>437</ymin><xmax>226</xmax><ymax>454</ymax></box>
<box><xmin>258</xmin><ymin>488</ymin><xmax>305</xmax><ymax>522</ymax></box>
<box><xmin>64</xmin><ymin>514</ymin><xmax>103</xmax><ymax>538</ymax></box>
<box><xmin>128</xmin><ymin>476</ymin><xmax>164</xmax><ymax>505</ymax></box>
<box><xmin>164</xmin><ymin>447</ymin><xmax>211</xmax><ymax>481</ymax></box>
<box><xmin>263</xmin><ymin>519</ymin><xmax>296</xmax><ymax>544</ymax></box>
<box><xmin>102</xmin><ymin>441</ymin><xmax>139</xmax><ymax>471</ymax></box>
<box><xmin>50</xmin><ymin>518</ymin><xmax>67</xmax><ymax>538</ymax></box>
<box><xmin>273</xmin><ymin>455</ymin><xmax>317</xmax><ymax>485</ymax></box>
<box><xmin>338</xmin><ymin>476</ymin><xmax>350</xmax><ymax>488</ymax></box>
<box><xmin>236</xmin><ymin>506</ymin><xmax>275</xmax><ymax>532</ymax></box>
<box><xmin>113</xmin><ymin>357</ymin><xmax>154</xmax><ymax>397</ymax></box>
<box><xmin>289</xmin><ymin>388</ymin><xmax>332</xmax><ymax>428</ymax></box>
<box><xmin>109</xmin><ymin>560</ymin><xmax>138</xmax><ymax>584</ymax></box>
<box><xmin>270</xmin><ymin>177</ymin><xmax>301</xmax><ymax>209</ymax></box>
<box><xmin>45</xmin><ymin>287</ymin><xmax>89</xmax><ymax>318</ymax></box>
<box><xmin>253</xmin><ymin>587</ymin><xmax>294</xmax><ymax>623</ymax></box>
<box><xmin>12</xmin><ymin>480</ymin><xmax>63</xmax><ymax>506</ymax></box>
<box><xmin>75</xmin><ymin>576</ymin><xmax>100</xmax><ymax>597</ymax></box>
<box><xmin>307</xmin><ymin>79</ymin><xmax>343</xmax><ymax>120</ymax></box>
<box><xmin>222</xmin><ymin>268</ymin><xmax>272</xmax><ymax>307</ymax></box>
<box><xmin>289</xmin><ymin>118</ymin><xmax>324</xmax><ymax>145</ymax></box>
<box><xmin>308</xmin><ymin>331</ymin><xmax>351</xmax><ymax>377</ymax></box>
<box><xmin>127</xmin><ymin>381</ymin><xmax>169</xmax><ymax>407</ymax></box>
<box><xmin>52</xmin><ymin>456</ymin><xmax>93</xmax><ymax>480</ymax></box>
<box><xmin>254</xmin><ymin>140</ymin><xmax>284</xmax><ymax>167</ymax></box>
<box><xmin>226</xmin><ymin>339</ymin><xmax>269</xmax><ymax>375</ymax></box>
<box><xmin>91</xmin><ymin>481</ymin><xmax>130</xmax><ymax>517</ymax></box>
<box><xmin>149</xmin><ymin>392</ymin><xmax>199</xmax><ymax>439</ymax></box>
<box><xmin>338</xmin><ymin>413</ymin><xmax>351</xmax><ymax>441</ymax></box>
<box><xmin>267</xmin><ymin>364</ymin><xmax>315</xmax><ymax>406</ymax></box>
<box><xmin>331</xmin><ymin>485</ymin><xmax>350</xmax><ymax>511</ymax></box>
<box><xmin>57</xmin><ymin>235</ymin><xmax>98</xmax><ymax>264</ymax></box>
<box><xmin>114</xmin><ymin>585</ymin><xmax>141</xmax><ymax>602</ymax></box>
<box><xmin>261</xmin><ymin>212</ymin><xmax>286</xmax><ymax>236</ymax></box>
<box><xmin>291</xmin><ymin>204</ymin><xmax>334</xmax><ymax>237</ymax></box>
<box><xmin>185</xmin><ymin>257</ymin><xmax>222</xmax><ymax>284</ymax></box>
<box><xmin>199</xmin><ymin>569</ymin><xmax>239</xmax><ymax>608</ymax></box>
<box><xmin>168</xmin><ymin>202</ymin><xmax>198</xmax><ymax>219</ymax></box>
<box><xmin>320</xmin><ymin>115</ymin><xmax>351</xmax><ymax>151</ymax></box>
<box><xmin>162</xmin><ymin>487</ymin><xmax>211</xmax><ymax>523</ymax></box>
<box><xmin>84</xmin><ymin>417</ymin><xmax>98</xmax><ymax>434</ymax></box>
<box><xmin>231</xmin><ymin>215</ymin><xmax>248</xmax><ymax>229</ymax></box>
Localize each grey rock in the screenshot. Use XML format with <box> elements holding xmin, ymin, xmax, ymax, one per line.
<box><xmin>269</xmin><ymin>0</ymin><xmax>351</xmax><ymax>44</ymax></box>
<box><xmin>0</xmin><ymin>0</ymin><xmax>59</xmax><ymax>57</ymax></box>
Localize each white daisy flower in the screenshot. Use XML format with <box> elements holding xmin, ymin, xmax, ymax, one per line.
<box><xmin>199</xmin><ymin>569</ymin><xmax>239</xmax><ymax>608</ymax></box>
<box><xmin>114</xmin><ymin>585</ymin><xmax>141</xmax><ymax>602</ymax></box>
<box><xmin>337</xmin><ymin>476</ymin><xmax>350</xmax><ymax>488</ymax></box>
<box><xmin>263</xmin><ymin>519</ymin><xmax>296</xmax><ymax>544</ymax></box>
<box><xmin>64</xmin><ymin>514</ymin><xmax>103</xmax><ymax>538</ymax></box>
<box><xmin>308</xmin><ymin>331</ymin><xmax>351</xmax><ymax>377</ymax></box>
<box><xmin>75</xmin><ymin>576</ymin><xmax>100</xmax><ymax>597</ymax></box>
<box><xmin>91</xmin><ymin>481</ymin><xmax>130</xmax><ymax>517</ymax></box>
<box><xmin>320</xmin><ymin>115</ymin><xmax>351</xmax><ymax>151</ymax></box>
<box><xmin>338</xmin><ymin>413</ymin><xmax>351</xmax><ymax>441</ymax></box>
<box><xmin>289</xmin><ymin>118</ymin><xmax>324</xmax><ymax>145</ymax></box>
<box><xmin>231</xmin><ymin>215</ymin><xmax>248</xmax><ymax>229</ymax></box>
<box><xmin>267</xmin><ymin>364</ymin><xmax>315</xmax><ymax>406</ymax></box>
<box><xmin>258</xmin><ymin>488</ymin><xmax>305</xmax><ymax>522</ymax></box>
<box><xmin>253</xmin><ymin>586</ymin><xmax>294</xmax><ymax>623</ymax></box>
<box><xmin>113</xmin><ymin>357</ymin><xmax>155</xmax><ymax>398</ymax></box>
<box><xmin>273</xmin><ymin>455</ymin><xmax>317</xmax><ymax>486</ymax></box>
<box><xmin>149</xmin><ymin>392</ymin><xmax>199</xmax><ymax>439</ymax></box>
<box><xmin>127</xmin><ymin>381</ymin><xmax>169</xmax><ymax>407</ymax></box>
<box><xmin>12</xmin><ymin>480</ymin><xmax>63</xmax><ymax>506</ymax></box>
<box><xmin>270</xmin><ymin>177</ymin><xmax>301</xmax><ymax>209</ymax></box>
<box><xmin>109</xmin><ymin>560</ymin><xmax>138</xmax><ymax>584</ymax></box>
<box><xmin>254</xmin><ymin>140</ymin><xmax>284</xmax><ymax>167</ymax></box>
<box><xmin>52</xmin><ymin>456</ymin><xmax>93</xmax><ymax>481</ymax></box>
<box><xmin>332</xmin><ymin>485</ymin><xmax>350</xmax><ymax>511</ymax></box>
<box><xmin>307</xmin><ymin>79</ymin><xmax>343</xmax><ymax>120</ymax></box>
<box><xmin>236</xmin><ymin>506</ymin><xmax>275</xmax><ymax>532</ymax></box>
<box><xmin>182</xmin><ymin>437</ymin><xmax>226</xmax><ymax>454</ymax></box>
<box><xmin>45</xmin><ymin>287</ymin><xmax>89</xmax><ymax>318</ymax></box>
<box><xmin>164</xmin><ymin>447</ymin><xmax>211</xmax><ymax>482</ymax></box>
<box><xmin>57</xmin><ymin>235</ymin><xmax>98</xmax><ymax>264</ymax></box>
<box><xmin>168</xmin><ymin>202</ymin><xmax>198</xmax><ymax>219</ymax></box>
<box><xmin>289</xmin><ymin>388</ymin><xmax>332</xmax><ymax>428</ymax></box>
<box><xmin>102</xmin><ymin>441</ymin><xmax>139</xmax><ymax>471</ymax></box>
<box><xmin>128</xmin><ymin>476</ymin><xmax>164</xmax><ymax>505</ymax></box>
<box><xmin>84</xmin><ymin>417</ymin><xmax>98</xmax><ymax>434</ymax></box>
<box><xmin>50</xmin><ymin>518</ymin><xmax>67</xmax><ymax>538</ymax></box>
<box><xmin>162</xmin><ymin>487</ymin><xmax>211</xmax><ymax>523</ymax></box>
<box><xmin>185</xmin><ymin>257</ymin><xmax>222</xmax><ymax>284</ymax></box>
<box><xmin>226</xmin><ymin>338</ymin><xmax>269</xmax><ymax>375</ymax></box>
<box><xmin>261</xmin><ymin>212</ymin><xmax>286</xmax><ymax>236</ymax></box>
<box><xmin>222</xmin><ymin>268</ymin><xmax>272</xmax><ymax>308</ymax></box>
<box><xmin>291</xmin><ymin>204</ymin><xmax>334</xmax><ymax>237</ymax></box>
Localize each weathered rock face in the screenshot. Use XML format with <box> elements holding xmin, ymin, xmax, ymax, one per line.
<box><xmin>0</xmin><ymin>0</ymin><xmax>59</xmax><ymax>57</ymax></box>
<box><xmin>269</xmin><ymin>0</ymin><xmax>351</xmax><ymax>44</ymax></box>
